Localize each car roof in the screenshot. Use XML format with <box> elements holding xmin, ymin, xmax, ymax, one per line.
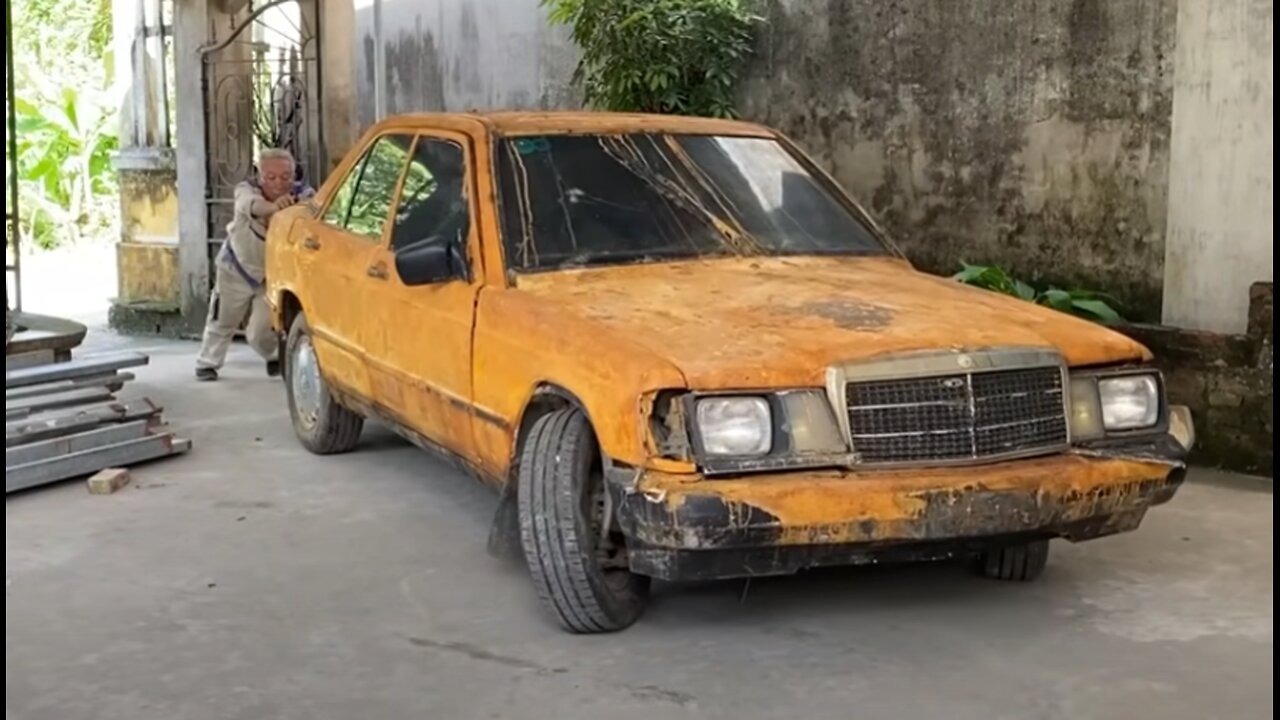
<box><xmin>366</xmin><ymin>110</ymin><xmax>777</xmax><ymax>138</ymax></box>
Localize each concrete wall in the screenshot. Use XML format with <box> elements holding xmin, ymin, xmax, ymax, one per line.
<box><xmin>351</xmin><ymin>0</ymin><xmax>579</xmax><ymax>129</ymax></box>
<box><xmin>1162</xmin><ymin>0</ymin><xmax>1274</xmax><ymax>333</ymax></box>
<box><xmin>1122</xmin><ymin>282</ymin><xmax>1273</xmax><ymax>476</ymax></box>
<box><xmin>338</xmin><ymin>0</ymin><xmax>1271</xmax><ymax>331</ymax></box>
<box><xmin>740</xmin><ymin>0</ymin><xmax>1177</xmax><ymax>321</ymax></box>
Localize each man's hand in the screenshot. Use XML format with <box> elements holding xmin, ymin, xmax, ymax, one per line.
<box><xmin>273</xmin><ymin>194</ymin><xmax>297</xmax><ymax>211</ymax></box>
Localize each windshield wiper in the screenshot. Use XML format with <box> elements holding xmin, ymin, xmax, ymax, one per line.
<box><xmin>556</xmin><ymin>249</ymin><xmax>662</xmax><ymax>269</ymax></box>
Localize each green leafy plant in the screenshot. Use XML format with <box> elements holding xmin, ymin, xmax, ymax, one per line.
<box><xmin>10</xmin><ymin>0</ymin><xmax>119</xmax><ymax>250</ymax></box>
<box><xmin>13</xmin><ymin>84</ymin><xmax>119</xmax><ymax>249</ymax></box>
<box><xmin>542</xmin><ymin>0</ymin><xmax>760</xmax><ymax>118</ymax></box>
<box><xmin>952</xmin><ymin>263</ymin><xmax>1125</xmax><ymax>324</ymax></box>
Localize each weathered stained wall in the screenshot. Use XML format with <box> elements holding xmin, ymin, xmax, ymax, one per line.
<box><xmin>1121</xmin><ymin>282</ymin><xmax>1273</xmax><ymax>477</ymax></box>
<box><xmin>352</xmin><ymin>0</ymin><xmax>579</xmax><ymax>129</ymax></box>
<box><xmin>1162</xmin><ymin>0</ymin><xmax>1274</xmax><ymax>333</ymax></box>
<box><xmin>739</xmin><ymin>0</ymin><xmax>1176</xmax><ymax>321</ymax></box>
<box><xmin>116</xmin><ymin>163</ymin><xmax>180</xmax><ymax>306</ymax></box>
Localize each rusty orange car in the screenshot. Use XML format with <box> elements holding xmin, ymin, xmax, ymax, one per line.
<box><xmin>264</xmin><ymin>111</ymin><xmax>1195</xmax><ymax>633</ymax></box>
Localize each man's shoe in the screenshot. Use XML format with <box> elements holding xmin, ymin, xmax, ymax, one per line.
<box><xmin>196</xmin><ymin>367</ymin><xmax>218</xmax><ymax>382</ymax></box>
<box><xmin>266</xmin><ymin>359</ymin><xmax>281</xmax><ymax>377</ymax></box>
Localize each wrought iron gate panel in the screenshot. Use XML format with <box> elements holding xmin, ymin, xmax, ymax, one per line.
<box><xmin>200</xmin><ymin>0</ymin><xmax>322</xmax><ymax>271</ymax></box>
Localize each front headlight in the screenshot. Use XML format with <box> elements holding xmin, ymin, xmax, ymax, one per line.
<box><xmin>1069</xmin><ymin>370</ymin><xmax>1162</xmax><ymax>439</ymax></box>
<box><xmin>695</xmin><ymin>396</ymin><xmax>772</xmax><ymax>456</ymax></box>
<box><xmin>1098</xmin><ymin>374</ymin><xmax>1160</xmax><ymax>430</ymax></box>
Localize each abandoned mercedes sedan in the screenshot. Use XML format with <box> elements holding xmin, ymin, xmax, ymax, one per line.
<box><xmin>264</xmin><ymin>111</ymin><xmax>1195</xmax><ymax>633</ymax></box>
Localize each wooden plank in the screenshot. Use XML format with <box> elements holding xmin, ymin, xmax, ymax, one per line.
<box><xmin>7</xmin><ymin>432</ymin><xmax>192</xmax><ymax>494</ymax></box>
<box><xmin>5</xmin><ymin>372</ymin><xmax>133</xmax><ymax>401</ymax></box>
<box><xmin>6</xmin><ymin>398</ymin><xmax>162</xmax><ymax>447</ymax></box>
<box><xmin>5</xmin><ymin>352</ymin><xmax>149</xmax><ymax>389</ymax></box>
<box><xmin>6</xmin><ymin>420</ymin><xmax>153</xmax><ymax>466</ymax></box>
<box><xmin>6</xmin><ymin>387</ymin><xmax>115</xmax><ymax>415</ymax></box>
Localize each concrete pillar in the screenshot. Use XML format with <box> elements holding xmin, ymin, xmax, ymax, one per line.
<box><xmin>1163</xmin><ymin>0</ymin><xmax>1274</xmax><ymax>333</ymax></box>
<box><xmin>319</xmin><ymin>0</ymin><xmax>358</xmax><ymax>175</ymax></box>
<box><xmin>108</xmin><ymin>0</ymin><xmax>184</xmax><ymax>336</ymax></box>
<box><xmin>173</xmin><ymin>0</ymin><xmax>212</xmax><ymax>334</ymax></box>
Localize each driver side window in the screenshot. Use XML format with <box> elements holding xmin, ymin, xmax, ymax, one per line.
<box><xmin>390</xmin><ymin>137</ymin><xmax>468</xmax><ymax>251</ymax></box>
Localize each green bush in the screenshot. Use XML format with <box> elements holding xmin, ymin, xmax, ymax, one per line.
<box><xmin>542</xmin><ymin>0</ymin><xmax>760</xmax><ymax>118</ymax></box>
<box><xmin>952</xmin><ymin>263</ymin><xmax>1125</xmax><ymax>324</ymax></box>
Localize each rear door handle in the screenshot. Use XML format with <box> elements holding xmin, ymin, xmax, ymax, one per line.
<box><xmin>302</xmin><ymin>236</ymin><xmax>321</xmax><ymax>251</ymax></box>
<box><xmin>366</xmin><ymin>262</ymin><xmax>389</xmax><ymax>280</ymax></box>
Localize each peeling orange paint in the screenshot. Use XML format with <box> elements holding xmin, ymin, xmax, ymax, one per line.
<box><xmin>636</xmin><ymin>453</ymin><xmax>1180</xmax><ymax>547</ymax></box>
<box><xmin>266</xmin><ymin>110</ymin><xmax>1162</xmax><ymax>498</ymax></box>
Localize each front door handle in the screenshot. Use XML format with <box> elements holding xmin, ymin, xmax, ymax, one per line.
<box><xmin>302</xmin><ymin>236</ymin><xmax>321</xmax><ymax>251</ymax></box>
<box><xmin>366</xmin><ymin>262</ymin><xmax>389</xmax><ymax>280</ymax></box>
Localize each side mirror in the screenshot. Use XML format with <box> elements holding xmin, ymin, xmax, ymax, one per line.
<box><xmin>394</xmin><ymin>236</ymin><xmax>463</xmax><ymax>286</ymax></box>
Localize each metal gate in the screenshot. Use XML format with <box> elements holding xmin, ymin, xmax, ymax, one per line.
<box><xmin>199</xmin><ymin>0</ymin><xmax>322</xmax><ymax>270</ymax></box>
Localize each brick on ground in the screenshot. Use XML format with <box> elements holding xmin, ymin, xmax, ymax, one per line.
<box><xmin>87</xmin><ymin>468</ymin><xmax>132</xmax><ymax>495</ymax></box>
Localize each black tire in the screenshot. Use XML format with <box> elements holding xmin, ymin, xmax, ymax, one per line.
<box><xmin>976</xmin><ymin>539</ymin><xmax>1050</xmax><ymax>581</ymax></box>
<box><xmin>284</xmin><ymin>312</ymin><xmax>363</xmax><ymax>455</ymax></box>
<box><xmin>517</xmin><ymin>407</ymin><xmax>649</xmax><ymax>633</ymax></box>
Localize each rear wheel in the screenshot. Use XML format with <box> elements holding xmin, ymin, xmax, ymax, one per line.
<box><xmin>284</xmin><ymin>312</ymin><xmax>363</xmax><ymax>454</ymax></box>
<box><xmin>976</xmin><ymin>539</ymin><xmax>1050</xmax><ymax>582</ymax></box>
<box><xmin>517</xmin><ymin>407</ymin><xmax>649</xmax><ymax>633</ymax></box>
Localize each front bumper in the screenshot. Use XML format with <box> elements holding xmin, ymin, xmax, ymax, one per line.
<box><xmin>608</xmin><ymin>409</ymin><xmax>1194</xmax><ymax>581</ymax></box>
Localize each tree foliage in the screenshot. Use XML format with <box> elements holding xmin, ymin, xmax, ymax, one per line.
<box><xmin>10</xmin><ymin>0</ymin><xmax>119</xmax><ymax>249</ymax></box>
<box><xmin>542</xmin><ymin>0</ymin><xmax>760</xmax><ymax>118</ymax></box>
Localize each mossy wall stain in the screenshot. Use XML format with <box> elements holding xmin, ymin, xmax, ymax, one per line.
<box><xmin>741</xmin><ymin>0</ymin><xmax>1175</xmax><ymax>321</ymax></box>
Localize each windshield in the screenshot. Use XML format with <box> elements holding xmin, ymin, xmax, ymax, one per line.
<box><xmin>494</xmin><ymin>133</ymin><xmax>888</xmax><ymax>271</ymax></box>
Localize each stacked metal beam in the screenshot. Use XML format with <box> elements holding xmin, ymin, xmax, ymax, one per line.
<box><xmin>6</xmin><ymin>352</ymin><xmax>192</xmax><ymax>493</ymax></box>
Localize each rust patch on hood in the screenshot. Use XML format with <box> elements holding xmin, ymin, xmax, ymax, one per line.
<box><xmin>790</xmin><ymin>299</ymin><xmax>894</xmax><ymax>331</ymax></box>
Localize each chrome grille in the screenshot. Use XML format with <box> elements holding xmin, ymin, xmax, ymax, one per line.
<box><xmin>845</xmin><ymin>366</ymin><xmax>1068</xmax><ymax>464</ymax></box>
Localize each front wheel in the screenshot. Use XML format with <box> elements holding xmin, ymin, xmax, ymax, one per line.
<box><xmin>284</xmin><ymin>312</ymin><xmax>363</xmax><ymax>454</ymax></box>
<box><xmin>517</xmin><ymin>407</ymin><xmax>649</xmax><ymax>633</ymax></box>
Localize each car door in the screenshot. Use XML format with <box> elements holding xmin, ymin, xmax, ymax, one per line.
<box><xmin>295</xmin><ymin>132</ymin><xmax>414</xmax><ymax>400</ymax></box>
<box><xmin>361</xmin><ymin>131</ymin><xmax>483</xmax><ymax>458</ymax></box>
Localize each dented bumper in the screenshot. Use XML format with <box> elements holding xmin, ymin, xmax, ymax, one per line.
<box><xmin>609</xmin><ymin>422</ymin><xmax>1192</xmax><ymax>581</ymax></box>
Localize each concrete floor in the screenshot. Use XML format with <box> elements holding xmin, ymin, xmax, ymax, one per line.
<box><xmin>6</xmin><ymin>332</ymin><xmax>1274</xmax><ymax>720</ymax></box>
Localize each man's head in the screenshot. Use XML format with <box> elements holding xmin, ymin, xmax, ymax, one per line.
<box><xmin>257</xmin><ymin>149</ymin><xmax>296</xmax><ymax>201</ymax></box>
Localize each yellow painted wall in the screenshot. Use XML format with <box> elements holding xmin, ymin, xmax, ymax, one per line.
<box><xmin>117</xmin><ymin>169</ymin><xmax>180</xmax><ymax>305</ymax></box>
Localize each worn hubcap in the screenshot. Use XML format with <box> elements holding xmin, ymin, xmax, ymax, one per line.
<box><xmin>291</xmin><ymin>335</ymin><xmax>322</xmax><ymax>428</ymax></box>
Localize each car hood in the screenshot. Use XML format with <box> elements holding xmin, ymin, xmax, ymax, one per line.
<box><xmin>512</xmin><ymin>256</ymin><xmax>1149</xmax><ymax>389</ymax></box>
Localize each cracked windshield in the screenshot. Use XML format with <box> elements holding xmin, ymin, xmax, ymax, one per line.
<box><xmin>496</xmin><ymin>134</ymin><xmax>888</xmax><ymax>271</ymax></box>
